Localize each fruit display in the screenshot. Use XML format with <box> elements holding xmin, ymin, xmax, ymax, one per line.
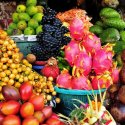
<box><xmin>0</xmin><ymin>84</ymin><xmax>64</xmax><ymax>125</ymax></box>
<box><xmin>59</xmin><ymin>92</ymin><xmax>116</xmax><ymax>125</ymax></box>
<box><xmin>30</xmin><ymin>7</ymin><xmax>71</xmax><ymax>61</ymax></box>
<box><xmin>105</xmin><ymin>49</ymin><xmax>125</xmax><ymax>124</ymax></box>
<box><xmin>6</xmin><ymin>0</ymin><xmax>44</xmax><ymax>35</ymax></box>
<box><xmin>56</xmin><ymin>14</ymin><xmax>119</xmax><ymax>90</ymax></box>
<box><xmin>89</xmin><ymin>7</ymin><xmax>125</xmax><ymax>59</ymax></box>
<box><xmin>0</xmin><ymin>29</ymin><xmax>60</xmax><ymax>104</ymax></box>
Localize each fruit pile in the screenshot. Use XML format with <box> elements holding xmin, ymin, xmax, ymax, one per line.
<box><xmin>7</xmin><ymin>0</ymin><xmax>43</xmax><ymax>35</ymax></box>
<box><xmin>0</xmin><ymin>83</ymin><xmax>64</xmax><ymax>125</ymax></box>
<box><xmin>56</xmin><ymin>17</ymin><xmax>119</xmax><ymax>90</ymax></box>
<box><xmin>0</xmin><ymin>30</ymin><xmax>59</xmax><ymax>103</ymax></box>
<box><xmin>90</xmin><ymin>7</ymin><xmax>125</xmax><ymax>58</ymax></box>
<box><xmin>105</xmin><ymin>49</ymin><xmax>125</xmax><ymax>124</ymax></box>
<box><xmin>31</xmin><ymin>7</ymin><xmax>71</xmax><ymax>61</ymax></box>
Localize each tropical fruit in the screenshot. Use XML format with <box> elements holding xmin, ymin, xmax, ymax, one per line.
<box><xmin>12</xmin><ymin>13</ymin><xmax>19</xmax><ymax>23</ymax></box>
<box><xmin>28</xmin><ymin>19</ymin><xmax>39</xmax><ymax>29</ymax></box>
<box><xmin>24</xmin><ymin>27</ymin><xmax>35</xmax><ymax>35</ymax></box>
<box><xmin>36</xmin><ymin>6</ymin><xmax>44</xmax><ymax>13</ymax></box>
<box><xmin>18</xmin><ymin>13</ymin><xmax>31</xmax><ymax>21</ymax></box>
<box><xmin>36</xmin><ymin>25</ymin><xmax>42</xmax><ymax>34</ymax></box>
<box><xmin>26</xmin><ymin>6</ymin><xmax>38</xmax><ymax>16</ymax></box>
<box><xmin>33</xmin><ymin>13</ymin><xmax>43</xmax><ymax>22</ymax></box>
<box><xmin>6</xmin><ymin>28</ymin><xmax>14</xmax><ymax>35</ymax></box>
<box><xmin>16</xmin><ymin>5</ymin><xmax>26</xmax><ymax>13</ymax></box>
<box><xmin>8</xmin><ymin>23</ymin><xmax>17</xmax><ymax>30</ymax></box>
<box><xmin>26</xmin><ymin>0</ymin><xmax>37</xmax><ymax>6</ymax></box>
<box><xmin>89</xmin><ymin>25</ymin><xmax>103</xmax><ymax>35</ymax></box>
<box><xmin>17</xmin><ymin>20</ymin><xmax>27</xmax><ymax>30</ymax></box>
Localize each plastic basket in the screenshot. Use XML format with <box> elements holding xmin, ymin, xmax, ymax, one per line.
<box><xmin>15</xmin><ymin>40</ymin><xmax>38</xmax><ymax>57</ymax></box>
<box><xmin>32</xmin><ymin>65</ymin><xmax>44</xmax><ymax>74</ymax></box>
<box><xmin>55</xmin><ymin>87</ymin><xmax>106</xmax><ymax>116</ymax></box>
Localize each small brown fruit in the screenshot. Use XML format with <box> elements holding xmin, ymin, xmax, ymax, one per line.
<box><xmin>26</xmin><ymin>54</ymin><xmax>36</xmax><ymax>64</ymax></box>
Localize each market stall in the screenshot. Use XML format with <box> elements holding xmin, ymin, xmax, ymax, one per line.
<box><xmin>0</xmin><ymin>0</ymin><xmax>125</xmax><ymax>124</ymax></box>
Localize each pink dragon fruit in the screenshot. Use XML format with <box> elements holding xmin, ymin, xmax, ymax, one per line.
<box><xmin>73</xmin><ymin>51</ymin><xmax>92</xmax><ymax>76</ymax></box>
<box><xmin>92</xmin><ymin>48</ymin><xmax>113</xmax><ymax>75</ymax></box>
<box><xmin>82</xmin><ymin>33</ymin><xmax>101</xmax><ymax>56</ymax></box>
<box><xmin>91</xmin><ymin>72</ymin><xmax>113</xmax><ymax>90</ymax></box>
<box><xmin>56</xmin><ymin>69</ymin><xmax>72</xmax><ymax>89</ymax></box>
<box><xmin>72</xmin><ymin>68</ymin><xmax>92</xmax><ymax>90</ymax></box>
<box><xmin>72</xmin><ymin>75</ymin><xmax>92</xmax><ymax>90</ymax></box>
<box><xmin>64</xmin><ymin>40</ymin><xmax>82</xmax><ymax>66</ymax></box>
<box><xmin>70</xmin><ymin>18</ymin><xmax>84</xmax><ymax>41</ymax></box>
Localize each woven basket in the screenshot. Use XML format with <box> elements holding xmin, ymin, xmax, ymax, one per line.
<box><xmin>55</xmin><ymin>87</ymin><xmax>106</xmax><ymax>116</ymax></box>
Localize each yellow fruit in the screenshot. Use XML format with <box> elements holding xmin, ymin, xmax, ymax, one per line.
<box><xmin>10</xmin><ymin>63</ymin><xmax>16</xmax><ymax>69</ymax></box>
<box><xmin>0</xmin><ymin>93</ymin><xmax>4</xmax><ymax>100</ymax></box>
<box><xmin>12</xmin><ymin>69</ymin><xmax>18</xmax><ymax>75</ymax></box>
<box><xmin>22</xmin><ymin>59</ymin><xmax>28</xmax><ymax>64</ymax></box>
<box><xmin>2</xmin><ymin>65</ymin><xmax>7</xmax><ymax>70</ymax></box>
<box><xmin>55</xmin><ymin>98</ymin><xmax>61</xmax><ymax>103</ymax></box>
<box><xmin>3</xmin><ymin>41</ymin><xmax>9</xmax><ymax>46</ymax></box>
<box><xmin>9</xmin><ymin>74</ymin><xmax>15</xmax><ymax>79</ymax></box>
<box><xmin>7</xmin><ymin>51</ymin><xmax>12</xmax><ymax>56</ymax></box>
<box><xmin>19</xmin><ymin>52</ymin><xmax>24</xmax><ymax>61</ymax></box>
<box><xmin>8</xmin><ymin>59</ymin><xmax>13</xmax><ymax>64</ymax></box>
<box><xmin>2</xmin><ymin>77</ymin><xmax>9</xmax><ymax>83</ymax></box>
<box><xmin>14</xmin><ymin>48</ymin><xmax>20</xmax><ymax>52</ymax></box>
<box><xmin>52</xmin><ymin>91</ymin><xmax>57</xmax><ymax>96</ymax></box>
<box><xmin>15</xmin><ymin>74</ymin><xmax>20</xmax><ymax>80</ymax></box>
<box><xmin>9</xmin><ymin>39</ymin><xmax>14</xmax><ymax>44</ymax></box>
<box><xmin>19</xmin><ymin>78</ymin><xmax>23</xmax><ymax>83</ymax></box>
<box><xmin>23</xmin><ymin>76</ymin><xmax>28</xmax><ymax>82</ymax></box>
<box><xmin>0</xmin><ymin>40</ymin><xmax>4</xmax><ymax>44</ymax></box>
<box><xmin>48</xmin><ymin>77</ymin><xmax>54</xmax><ymax>82</ymax></box>
<box><xmin>0</xmin><ymin>86</ymin><xmax>2</xmax><ymax>92</ymax></box>
<box><xmin>14</xmin><ymin>82</ymin><xmax>21</xmax><ymax>88</ymax></box>
<box><xmin>1</xmin><ymin>58</ymin><xmax>8</xmax><ymax>63</ymax></box>
<box><xmin>47</xmin><ymin>95</ymin><xmax>52</xmax><ymax>101</ymax></box>
<box><xmin>8</xmin><ymin>79</ymin><xmax>15</xmax><ymax>85</ymax></box>
<box><xmin>0</xmin><ymin>72</ymin><xmax>6</xmax><ymax>77</ymax></box>
<box><xmin>17</xmin><ymin>68</ymin><xmax>22</xmax><ymax>72</ymax></box>
<box><xmin>12</xmin><ymin>43</ymin><xmax>16</xmax><ymax>48</ymax></box>
<box><xmin>3</xmin><ymin>53</ymin><xmax>8</xmax><ymax>58</ymax></box>
<box><xmin>5</xmin><ymin>70</ymin><xmax>11</xmax><ymax>76</ymax></box>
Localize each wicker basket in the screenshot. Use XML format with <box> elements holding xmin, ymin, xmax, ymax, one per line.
<box><xmin>55</xmin><ymin>87</ymin><xmax>106</xmax><ymax>116</ymax></box>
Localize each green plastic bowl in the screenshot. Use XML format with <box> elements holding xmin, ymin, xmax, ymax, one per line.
<box><xmin>55</xmin><ymin>87</ymin><xmax>106</xmax><ymax>116</ymax></box>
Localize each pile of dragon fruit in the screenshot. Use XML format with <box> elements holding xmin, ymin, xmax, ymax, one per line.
<box><xmin>56</xmin><ymin>18</ymin><xmax>119</xmax><ymax>90</ymax></box>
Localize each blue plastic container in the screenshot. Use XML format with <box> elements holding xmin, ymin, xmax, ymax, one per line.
<box><xmin>55</xmin><ymin>87</ymin><xmax>106</xmax><ymax>116</ymax></box>
<box><xmin>32</xmin><ymin>65</ymin><xmax>44</xmax><ymax>74</ymax></box>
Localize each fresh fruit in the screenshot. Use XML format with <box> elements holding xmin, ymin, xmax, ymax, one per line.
<box><xmin>12</xmin><ymin>13</ymin><xmax>19</xmax><ymax>23</ymax></box>
<box><xmin>24</xmin><ymin>27</ymin><xmax>35</xmax><ymax>35</ymax></box>
<box><xmin>99</xmin><ymin>7</ymin><xmax>121</xmax><ymax>19</ymax></box>
<box><xmin>29</xmin><ymin>95</ymin><xmax>44</xmax><ymax>111</ymax></box>
<box><xmin>18</xmin><ymin>13</ymin><xmax>31</xmax><ymax>21</ymax></box>
<box><xmin>22</xmin><ymin>116</ymin><xmax>39</xmax><ymax>125</ymax></box>
<box><xmin>17</xmin><ymin>20</ymin><xmax>27</xmax><ymax>30</ymax></box>
<box><xmin>1</xmin><ymin>100</ymin><xmax>20</xmax><ymax>115</ymax></box>
<box><xmin>41</xmin><ymin>65</ymin><xmax>59</xmax><ymax>79</ymax></box>
<box><xmin>99</xmin><ymin>28</ymin><xmax>120</xmax><ymax>43</ymax></box>
<box><xmin>36</xmin><ymin>25</ymin><xmax>43</xmax><ymax>34</ymax></box>
<box><xmin>46</xmin><ymin>117</ymin><xmax>62</xmax><ymax>125</ymax></box>
<box><xmin>92</xmin><ymin>47</ymin><xmax>113</xmax><ymax>75</ymax></box>
<box><xmin>64</xmin><ymin>40</ymin><xmax>80</xmax><ymax>66</ymax></box>
<box><xmin>26</xmin><ymin>6</ymin><xmax>38</xmax><ymax>16</ymax></box>
<box><xmin>19</xmin><ymin>82</ymin><xmax>33</xmax><ymax>101</ymax></box>
<box><xmin>9</xmin><ymin>23</ymin><xmax>17</xmax><ymax>30</ymax></box>
<box><xmin>73</xmin><ymin>52</ymin><xmax>92</xmax><ymax>76</ymax></box>
<box><xmin>36</xmin><ymin>6</ymin><xmax>44</xmax><ymax>13</ymax></box>
<box><xmin>28</xmin><ymin>19</ymin><xmax>39</xmax><ymax>29</ymax></box>
<box><xmin>82</xmin><ymin>33</ymin><xmax>101</xmax><ymax>55</ymax></box>
<box><xmin>6</xmin><ymin>28</ymin><xmax>14</xmax><ymax>35</ymax></box>
<box><xmin>26</xmin><ymin>54</ymin><xmax>36</xmax><ymax>64</ymax></box>
<box><xmin>42</xmin><ymin>106</ymin><xmax>53</xmax><ymax>119</ymax></box>
<box><xmin>20</xmin><ymin>102</ymin><xmax>34</xmax><ymax>118</ymax></box>
<box><xmin>2</xmin><ymin>115</ymin><xmax>21</xmax><ymax>125</ymax></box>
<box><xmin>16</xmin><ymin>5</ymin><xmax>26</xmax><ymax>13</ymax></box>
<box><xmin>89</xmin><ymin>25</ymin><xmax>103</xmax><ymax>35</ymax></box>
<box><xmin>33</xmin><ymin>13</ymin><xmax>43</xmax><ymax>22</ymax></box>
<box><xmin>56</xmin><ymin>69</ymin><xmax>72</xmax><ymax>89</ymax></box>
<box><xmin>2</xmin><ymin>85</ymin><xmax>20</xmax><ymax>101</ymax></box>
<box><xmin>69</xmin><ymin>18</ymin><xmax>84</xmax><ymax>41</ymax></box>
<box><xmin>34</xmin><ymin>111</ymin><xmax>45</xmax><ymax>123</ymax></box>
<box><xmin>0</xmin><ymin>114</ymin><xmax>5</xmax><ymax>125</ymax></box>
<box><xmin>26</xmin><ymin>0</ymin><xmax>37</xmax><ymax>6</ymax></box>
